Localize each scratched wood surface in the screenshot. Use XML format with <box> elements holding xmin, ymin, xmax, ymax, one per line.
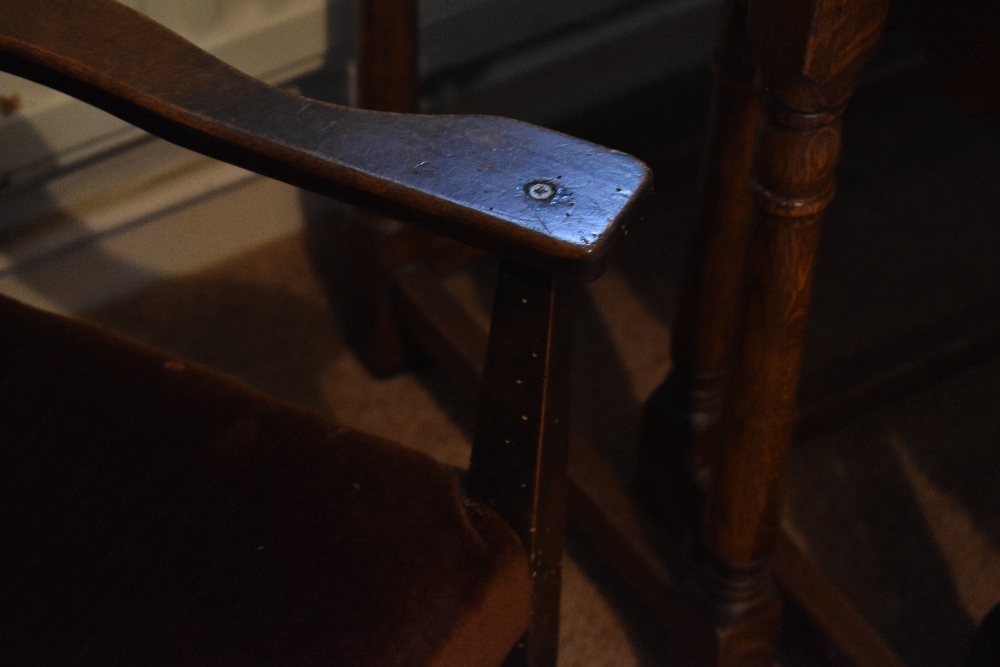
<box><xmin>79</xmin><ymin>36</ymin><xmax>1000</xmax><ymax>666</ymax></box>
<box><xmin>0</xmin><ymin>0</ymin><xmax>651</xmax><ymax>279</ymax></box>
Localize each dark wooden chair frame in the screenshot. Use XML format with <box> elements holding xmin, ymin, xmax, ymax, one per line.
<box><xmin>0</xmin><ymin>1</ymin><xmax>651</xmax><ymax>665</ymax></box>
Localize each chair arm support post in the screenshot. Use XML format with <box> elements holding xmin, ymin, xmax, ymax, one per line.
<box><xmin>468</xmin><ymin>259</ymin><xmax>574</xmax><ymax>667</ymax></box>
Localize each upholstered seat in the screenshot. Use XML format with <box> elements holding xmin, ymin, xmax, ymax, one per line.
<box><xmin>0</xmin><ymin>293</ymin><xmax>529</xmax><ymax>667</ymax></box>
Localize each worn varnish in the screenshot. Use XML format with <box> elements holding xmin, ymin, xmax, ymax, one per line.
<box><xmin>0</xmin><ymin>0</ymin><xmax>650</xmax><ymax>279</ymax></box>
<box><xmin>0</xmin><ymin>2</ymin><xmax>655</xmax><ymax>667</ymax></box>
<box><xmin>640</xmin><ymin>0</ymin><xmax>902</xmax><ymax>665</ymax></box>
<box><xmin>467</xmin><ymin>261</ymin><xmax>573</xmax><ymax>667</ymax></box>
<box><xmin>697</xmin><ymin>1</ymin><xmax>891</xmax><ymax>663</ymax></box>
<box><xmin>309</xmin><ymin>0</ymin><xmax>423</xmax><ymax>375</ymax></box>
<box><xmin>393</xmin><ymin>252</ymin><xmax>909</xmax><ymax>667</ymax></box>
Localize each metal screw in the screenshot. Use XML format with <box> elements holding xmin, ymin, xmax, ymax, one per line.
<box><xmin>526</xmin><ymin>180</ymin><xmax>555</xmax><ymax>201</ymax></box>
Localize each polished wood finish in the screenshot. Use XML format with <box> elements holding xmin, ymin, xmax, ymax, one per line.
<box><xmin>468</xmin><ymin>260</ymin><xmax>573</xmax><ymax>667</ymax></box>
<box><xmin>320</xmin><ymin>0</ymin><xmax>664</xmax><ymax>373</ymax></box>
<box><xmin>395</xmin><ymin>265</ymin><xmax>676</xmax><ymax>634</ymax></box>
<box><xmin>684</xmin><ymin>1</ymin><xmax>891</xmax><ymax>663</ymax></box>
<box><xmin>394</xmin><ymin>264</ymin><xmax>904</xmax><ymax>666</ymax></box>
<box><xmin>333</xmin><ymin>0</ymin><xmax>925</xmax><ymax>663</ymax></box>
<box><xmin>636</xmin><ymin>0</ymin><xmax>896</xmax><ymax>664</ymax></box>
<box><xmin>313</xmin><ymin>0</ymin><xmax>423</xmax><ymax>375</ymax></box>
<box><xmin>637</xmin><ymin>0</ymin><xmax>1000</xmax><ymax>663</ymax></box>
<box><xmin>0</xmin><ymin>2</ymin><xmax>654</xmax><ymax>665</ymax></box>
<box><xmin>336</xmin><ymin>0</ymin><xmax>999</xmax><ymax>663</ymax></box>
<box><xmin>0</xmin><ymin>0</ymin><xmax>649</xmax><ymax>279</ymax></box>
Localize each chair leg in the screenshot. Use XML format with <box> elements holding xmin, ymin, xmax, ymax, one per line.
<box><xmin>671</xmin><ymin>1</ymin><xmax>891</xmax><ymax>665</ymax></box>
<box><xmin>306</xmin><ymin>0</ymin><xmax>426</xmax><ymax>376</ymax></box>
<box><xmin>304</xmin><ymin>210</ymin><xmax>435</xmax><ymax>376</ymax></box>
<box><xmin>468</xmin><ymin>260</ymin><xmax>573</xmax><ymax>667</ymax></box>
<box><xmin>355</xmin><ymin>0</ymin><xmax>418</xmax><ymax>114</ymax></box>
<box><xmin>634</xmin><ymin>0</ymin><xmax>761</xmax><ymax>543</ymax></box>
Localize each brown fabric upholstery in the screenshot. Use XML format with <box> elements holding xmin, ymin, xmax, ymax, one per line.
<box><xmin>0</xmin><ymin>293</ymin><xmax>530</xmax><ymax>666</ymax></box>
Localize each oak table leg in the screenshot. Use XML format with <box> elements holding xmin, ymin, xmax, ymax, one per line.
<box><xmin>671</xmin><ymin>1</ymin><xmax>892</xmax><ymax>664</ymax></box>
<box><xmin>635</xmin><ymin>0</ymin><xmax>762</xmax><ymax>542</ymax></box>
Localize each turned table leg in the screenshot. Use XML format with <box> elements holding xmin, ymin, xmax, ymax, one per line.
<box><xmin>671</xmin><ymin>1</ymin><xmax>891</xmax><ymax>664</ymax></box>
<box><xmin>635</xmin><ymin>0</ymin><xmax>762</xmax><ymax>542</ymax></box>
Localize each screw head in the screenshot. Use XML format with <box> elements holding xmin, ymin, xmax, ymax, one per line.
<box><xmin>526</xmin><ymin>181</ymin><xmax>555</xmax><ymax>201</ymax></box>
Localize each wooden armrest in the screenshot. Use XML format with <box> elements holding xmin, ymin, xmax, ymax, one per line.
<box><xmin>0</xmin><ymin>0</ymin><xmax>652</xmax><ymax>279</ymax></box>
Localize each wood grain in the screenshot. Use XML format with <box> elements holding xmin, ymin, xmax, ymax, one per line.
<box><xmin>467</xmin><ymin>261</ymin><xmax>573</xmax><ymax>667</ymax></box>
<box><xmin>0</xmin><ymin>0</ymin><xmax>650</xmax><ymax>278</ymax></box>
<box><xmin>674</xmin><ymin>1</ymin><xmax>892</xmax><ymax>664</ymax></box>
<box><xmin>318</xmin><ymin>0</ymin><xmax>426</xmax><ymax>375</ymax></box>
<box><xmin>395</xmin><ymin>265</ymin><xmax>903</xmax><ymax>667</ymax></box>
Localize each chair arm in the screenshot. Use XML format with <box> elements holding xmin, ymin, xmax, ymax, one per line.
<box><xmin>0</xmin><ymin>0</ymin><xmax>652</xmax><ymax>279</ymax></box>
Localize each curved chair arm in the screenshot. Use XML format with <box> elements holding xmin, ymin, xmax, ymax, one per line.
<box><xmin>0</xmin><ymin>0</ymin><xmax>652</xmax><ymax>280</ymax></box>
